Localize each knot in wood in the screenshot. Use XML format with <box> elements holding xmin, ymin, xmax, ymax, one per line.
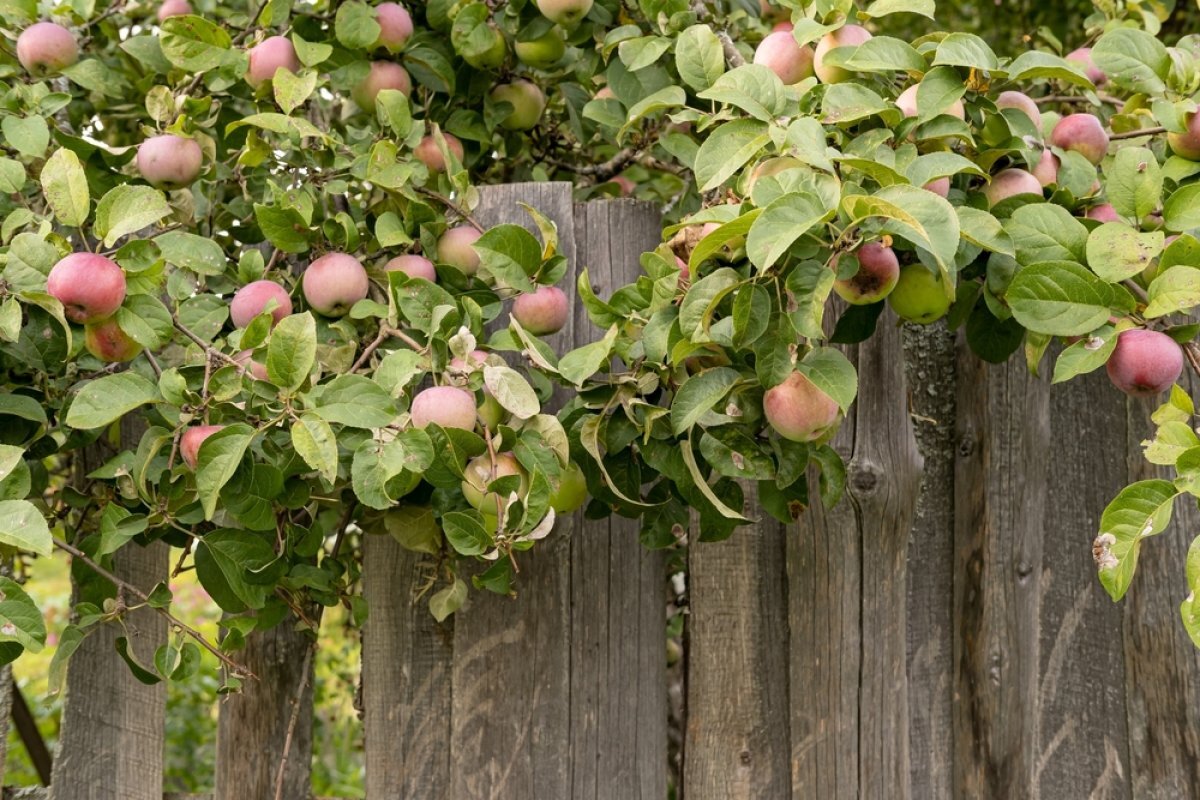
<box><xmin>957</xmin><ymin>433</ymin><xmax>976</xmax><ymax>458</ymax></box>
<box><xmin>849</xmin><ymin>460</ymin><xmax>883</xmax><ymax>495</ymax></box>
<box><xmin>739</xmin><ymin>749</ymin><xmax>752</xmax><ymax>765</ymax></box>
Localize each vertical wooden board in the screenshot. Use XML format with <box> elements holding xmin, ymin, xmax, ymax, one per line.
<box><xmin>901</xmin><ymin>323</ymin><xmax>957</xmax><ymax>799</ymax></box>
<box><xmin>448</xmin><ymin>183</ymin><xmax>576</xmax><ymax>800</ymax></box>
<box><xmin>952</xmin><ymin>346</ymin><xmax>1049</xmax><ymax>799</ymax></box>
<box><xmin>362</xmin><ymin>532</ymin><xmax>453</xmax><ymax>799</ymax></box>
<box><xmin>1121</xmin><ymin>381</ymin><xmax>1200</xmax><ymax>799</ymax></box>
<box><xmin>1036</xmin><ymin>368</ymin><xmax>1131</xmax><ymax>799</ymax></box>
<box><xmin>569</xmin><ymin>200</ymin><xmax>667</xmax><ymax>800</ymax></box>
<box><xmin>686</xmin><ymin>490</ymin><xmax>792</xmax><ymax>800</ymax></box>
<box><xmin>213</xmin><ymin>621</ymin><xmax>313</xmax><ymax>800</ymax></box>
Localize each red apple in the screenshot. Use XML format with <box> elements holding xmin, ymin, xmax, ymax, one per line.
<box><xmin>301</xmin><ymin>253</ymin><xmax>369</xmax><ymax>317</ymax></box>
<box><xmin>246</xmin><ymin>35</ymin><xmax>300</xmax><ymax>87</ymax></box>
<box><xmin>353</xmin><ymin>61</ymin><xmax>411</xmax><ymax>112</ymax></box>
<box><xmin>385</xmin><ymin>255</ymin><xmax>437</xmax><ymax>282</ymax></box>
<box><xmin>833</xmin><ymin>242</ymin><xmax>900</xmax><ymax>305</ymax></box>
<box><xmin>411</xmin><ymin>386</ymin><xmax>477</xmax><ymax>430</ymax></box>
<box><xmin>414</xmin><ymin>132</ymin><xmax>465</xmax><ymax>173</ymax></box>
<box><xmin>1106</xmin><ymin>329</ymin><xmax>1183</xmax><ymax>396</ymax></box>
<box><xmin>47</xmin><ymin>253</ymin><xmax>126</xmax><ymax>324</ymax></box>
<box><xmin>374</xmin><ymin>2</ymin><xmax>413</xmax><ymax>52</ymax></box>
<box><xmin>763</xmin><ymin>371</ymin><xmax>839</xmax><ymax>442</ymax></box>
<box><xmin>511</xmin><ymin>285</ymin><xmax>569</xmax><ymax>336</ymax></box>
<box><xmin>230</xmin><ymin>280</ymin><xmax>292</xmax><ymax>328</ymax></box>
<box><xmin>1051</xmin><ymin>113</ymin><xmax>1109</xmax><ymax>165</ymax></box>
<box><xmin>16</xmin><ymin>22</ymin><xmax>78</xmax><ymax>76</ymax></box>
<box><xmin>1066</xmin><ymin>47</ymin><xmax>1106</xmax><ymax>85</ymax></box>
<box><xmin>180</xmin><ymin>424</ymin><xmax>224</xmax><ymax>469</ymax></box>
<box><xmin>753</xmin><ymin>31</ymin><xmax>815</xmax><ymax>85</ymax></box>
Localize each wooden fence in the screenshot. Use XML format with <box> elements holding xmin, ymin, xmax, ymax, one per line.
<box><xmin>8</xmin><ymin>183</ymin><xmax>1200</xmax><ymax>799</ymax></box>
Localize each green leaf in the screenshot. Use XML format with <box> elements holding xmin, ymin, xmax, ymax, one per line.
<box><xmin>1085</xmin><ymin>223</ymin><xmax>1163</xmax><ymax>283</ymax></box>
<box><xmin>273</xmin><ymin>68</ymin><xmax>317</xmax><ymax>115</ymax></box>
<box><xmin>675</xmin><ymin>25</ymin><xmax>724</xmax><ymax>91</ymax></box>
<box><xmin>351</xmin><ymin>439</ymin><xmax>409</xmax><ymax>509</ymax></box>
<box><xmin>798</xmin><ymin>348</ymin><xmax>857</xmax><ymax>411</ymax></box>
<box><xmin>429</xmin><ymin>578</ymin><xmax>468</xmax><ymax>621</ymax></box>
<box><xmin>66</xmin><ymin>373</ymin><xmax>160</xmax><ymax>429</ymax></box>
<box><xmin>746</xmin><ymin>192</ymin><xmax>831</xmax><ymax>270</ymax></box>
<box><xmin>0</xmin><ymin>576</ymin><xmax>46</xmax><ymax>654</ymax></box>
<box><xmin>1146</xmin><ymin>266</ymin><xmax>1200</xmax><ymax>319</ymax></box>
<box><xmin>156</xmin><ymin>231</ymin><xmax>227</xmax><ymax>276</ymax></box>
<box><xmin>48</xmin><ymin>625</ymin><xmax>87</xmax><ymax>696</ymax></box>
<box><xmin>267</xmin><ymin>312</ymin><xmax>316</xmax><ymax>391</ymax></box>
<box><xmin>1096</xmin><ymin>479</ymin><xmax>1179</xmax><ymax>601</ymax></box>
<box><xmin>194</xmin><ymin>425</ymin><xmax>255</xmax><ymax>520</ymax></box>
<box><xmin>1165</xmin><ymin>184</ymin><xmax>1200</xmax><ymax>232</ymax></box>
<box><xmin>694</xmin><ymin>119</ymin><xmax>770</xmax><ymax>192</ymax></box>
<box><xmin>194</xmin><ymin>530</ymin><xmax>276</xmax><ymax>612</ymax></box>
<box><xmin>1052</xmin><ymin>324</ymin><xmax>1119</xmax><ymax>383</ymax></box>
<box><xmin>335</xmin><ymin>0</ymin><xmax>381</xmax><ymax>48</ymax></box>
<box><xmin>1092</xmin><ymin>28</ymin><xmax>1169</xmax><ymax>95</ymax></box>
<box><xmin>0</xmin><ymin>500</ymin><xmax>51</xmax><ymax>556</ymax></box>
<box><xmin>40</xmin><ymin>148</ymin><xmax>90</xmax><ymax>227</ymax></box>
<box><xmin>680</xmin><ymin>433</ymin><xmax>750</xmax><ymax>522</ymax></box>
<box><xmin>932</xmin><ymin>33</ymin><xmax>998</xmax><ymax>71</ymax></box>
<box><xmin>253</xmin><ymin>204</ymin><xmax>312</xmax><ymax>254</ymax></box>
<box><xmin>385</xmin><ymin>505</ymin><xmax>442</xmax><ymax>554</ymax></box>
<box><xmin>671</xmin><ymin>367</ymin><xmax>740</xmax><ymax>434</ymax></box>
<box><xmin>96</xmin><ymin>504</ymin><xmax>148</xmax><ymax>557</ymax></box>
<box><xmin>115</xmin><ymin>636</ymin><xmax>161</xmax><ymax>685</ymax></box>
<box><xmin>1007</xmin><ymin>204</ymin><xmax>1089</xmax><ymax>266</ymax></box>
<box><xmin>0</xmin><ymin>158</ymin><xmax>26</xmax><ymax>193</ymax></box>
<box><xmin>442</xmin><ymin>511</ymin><xmax>492</xmax><ymax>556</ymax></box>
<box><xmin>94</xmin><ymin>185</ymin><xmax>171</xmax><ymax>247</ymax></box>
<box><xmin>160</xmin><ymin>14</ymin><xmax>234</xmax><ymax>72</ymax></box>
<box><xmin>1181</xmin><ymin>535</ymin><xmax>1200</xmax><ymax>648</ymax></box>
<box><xmin>292</xmin><ymin>413</ymin><xmax>339</xmax><ymax>484</ymax></box>
<box><xmin>559</xmin><ymin>325</ymin><xmax>618</xmax><ymax>386</ymax></box>
<box><xmin>483</xmin><ymin>365</ymin><xmax>539</xmax><ymax>420</ymax></box>
<box><xmin>313</xmin><ymin>374</ymin><xmax>397</xmax><ymax>427</ymax></box>
<box><xmin>1007</xmin><ymin>261</ymin><xmax>1134</xmax><ymax>337</ymax></box>
<box><xmin>2</xmin><ymin>116</ymin><xmax>49</xmax><ymax>158</ymax></box>
<box><xmin>698</xmin><ymin>66</ymin><xmax>786</xmax><ymax>122</ymax></box>
<box><xmin>1106</xmin><ymin>147</ymin><xmax>1162</xmax><ymax>221</ymax></box>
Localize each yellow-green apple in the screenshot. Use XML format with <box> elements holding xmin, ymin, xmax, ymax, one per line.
<box><xmin>763</xmin><ymin>371</ymin><xmax>840</xmax><ymax>442</ymax></box>
<box><xmin>888</xmin><ymin>264</ymin><xmax>950</xmax><ymax>324</ymax></box>
<box><xmin>436</xmin><ymin>226</ymin><xmax>482</xmax><ymax>274</ymax></box>
<box><xmin>301</xmin><ymin>253</ymin><xmax>369</xmax><ymax>317</ymax></box>
<box><xmin>490</xmin><ymin>80</ymin><xmax>546</xmax><ymax>130</ymax></box>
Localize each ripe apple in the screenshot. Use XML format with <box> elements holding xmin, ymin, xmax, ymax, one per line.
<box><xmin>1085</xmin><ymin>203</ymin><xmax>1120</xmax><ymax>223</ymax></box>
<box><xmin>180</xmin><ymin>424</ymin><xmax>224</xmax><ymax>470</ymax></box>
<box><xmin>763</xmin><ymin>371</ymin><xmax>840</xmax><ymax>443</ymax></box>
<box><xmin>512</xmin><ymin>286</ymin><xmax>569</xmax><ymax>336</ymax></box>
<box><xmin>47</xmin><ymin>253</ymin><xmax>126</xmax><ymax>324</ymax></box>
<box><xmin>1051</xmin><ymin>113</ymin><xmax>1109</xmax><ymax>165</ymax></box>
<box><xmin>833</xmin><ymin>242</ymin><xmax>900</xmax><ymax>305</ymax></box>
<box><xmin>235</xmin><ymin>349</ymin><xmax>271</xmax><ymax>381</ymax></box>
<box><xmin>1106</xmin><ymin>329</ymin><xmax>1183</xmax><ymax>396</ymax></box>
<box><xmin>461</xmin><ymin>452</ymin><xmax>528</xmax><ymax>511</ymax></box>
<box><xmin>352</xmin><ymin>62</ymin><xmax>411</xmax><ymax>112</ymax></box>
<box><xmin>246</xmin><ymin>35</ymin><xmax>300</xmax><ymax>87</ymax></box>
<box><xmin>411</xmin><ymin>386</ymin><xmax>477</xmax><ymax>430</ymax></box>
<box><xmin>1031</xmin><ymin>148</ymin><xmax>1059</xmax><ymax>187</ymax></box>
<box><xmin>895</xmin><ymin>84</ymin><xmax>964</xmax><ymax>120</ymax></box>
<box><xmin>16</xmin><ymin>22</ymin><xmax>78</xmax><ymax>76</ymax></box>
<box><xmin>515</xmin><ymin>28</ymin><xmax>566</xmax><ymax>68</ymax></box>
<box><xmin>924</xmin><ymin>177</ymin><xmax>951</xmax><ymax>198</ymax></box>
<box><xmin>437</xmin><ymin>226</ymin><xmax>482</xmax><ymax>274</ymax></box>
<box><xmin>84</xmin><ymin>318</ymin><xmax>142</xmax><ymax>363</ymax></box>
<box><xmin>136</xmin><ymin>134</ymin><xmax>204</xmax><ymax>189</ymax></box>
<box><xmin>535</xmin><ymin>0</ymin><xmax>593</xmax><ymax>27</ymax></box>
<box><xmin>550</xmin><ymin>461</ymin><xmax>587</xmax><ymax>513</ymax></box>
<box><xmin>230</xmin><ymin>280</ymin><xmax>292</xmax><ymax>328</ymax></box>
<box><xmin>983</xmin><ymin>168</ymin><xmax>1043</xmax><ymax>207</ymax></box>
<box><xmin>301</xmin><ymin>253</ymin><xmax>369</xmax><ymax>317</ymax></box>
<box><xmin>996</xmin><ymin>90</ymin><xmax>1041</xmax><ymax>129</ymax></box>
<box><xmin>611</xmin><ymin>175</ymin><xmax>636</xmax><ymax>196</ymax></box>
<box><xmin>753</xmin><ymin>31</ymin><xmax>815</xmax><ymax>85</ymax></box>
<box><xmin>157</xmin><ymin>0</ymin><xmax>192</xmax><ymax>21</ymax></box>
<box><xmin>813</xmin><ymin>24</ymin><xmax>872</xmax><ymax>84</ymax></box>
<box><xmin>888</xmin><ymin>264</ymin><xmax>950</xmax><ymax>324</ymax></box>
<box><xmin>386</xmin><ymin>254</ymin><xmax>437</xmax><ymax>282</ymax></box>
<box><xmin>490</xmin><ymin>80</ymin><xmax>547</xmax><ymax>131</ymax></box>
<box><xmin>1066</xmin><ymin>47</ymin><xmax>1106</xmax><ymax>85</ymax></box>
<box><xmin>1168</xmin><ymin>112</ymin><xmax>1200</xmax><ymax>161</ymax></box>
<box><xmin>373</xmin><ymin>2</ymin><xmax>413</xmax><ymax>52</ymax></box>
<box><xmin>413</xmin><ymin>132</ymin><xmax>465</xmax><ymax>173</ymax></box>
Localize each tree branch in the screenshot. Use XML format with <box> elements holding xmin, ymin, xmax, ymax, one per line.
<box><xmin>414</xmin><ymin>187</ymin><xmax>485</xmax><ymax>232</ymax></box>
<box><xmin>1109</xmin><ymin>126</ymin><xmax>1167</xmax><ymax>141</ymax></box>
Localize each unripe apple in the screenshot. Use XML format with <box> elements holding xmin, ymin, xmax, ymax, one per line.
<box><xmin>246</xmin><ymin>35</ymin><xmax>300</xmax><ymax>87</ymax></box>
<box><xmin>301</xmin><ymin>253</ymin><xmax>369</xmax><ymax>317</ymax></box>
<box><xmin>813</xmin><ymin>24</ymin><xmax>872</xmax><ymax>84</ymax></box>
<box><xmin>352</xmin><ymin>62</ymin><xmax>411</xmax><ymax>111</ymax></box>
<box><xmin>136</xmin><ymin>134</ymin><xmax>203</xmax><ymax>189</ymax></box>
<box><xmin>1032</xmin><ymin>148</ymin><xmax>1059</xmax><ymax>187</ymax></box>
<box><xmin>16</xmin><ymin>22</ymin><xmax>78</xmax><ymax>76</ymax></box>
<box><xmin>47</xmin><ymin>253</ymin><xmax>126</xmax><ymax>324</ymax></box>
<box><xmin>833</xmin><ymin>242</ymin><xmax>900</xmax><ymax>305</ymax></box>
<box><xmin>235</xmin><ymin>349</ymin><xmax>271</xmax><ymax>381</ymax></box>
<box><xmin>157</xmin><ymin>0</ymin><xmax>192</xmax><ymax>21</ymax></box>
<box><xmin>437</xmin><ymin>226</ymin><xmax>482</xmax><ymax>275</ymax></box>
<box><xmin>1051</xmin><ymin>113</ymin><xmax>1109</xmax><ymax>165</ymax></box>
<box><xmin>1106</xmin><ymin>329</ymin><xmax>1183</xmax><ymax>396</ymax></box>
<box><xmin>413</xmin><ymin>133</ymin><xmax>465</xmax><ymax>173</ymax></box>
<box><xmin>535</xmin><ymin>0</ymin><xmax>593</xmax><ymax>27</ymax></box>
<box><xmin>386</xmin><ymin>254</ymin><xmax>437</xmax><ymax>282</ymax></box>
<box><xmin>84</xmin><ymin>318</ymin><xmax>142</xmax><ymax>363</ymax></box>
<box><xmin>763</xmin><ymin>371</ymin><xmax>840</xmax><ymax>443</ymax></box>
<box><xmin>550</xmin><ymin>461</ymin><xmax>587</xmax><ymax>513</ymax></box>
<box><xmin>1168</xmin><ymin>112</ymin><xmax>1200</xmax><ymax>161</ymax></box>
<box><xmin>888</xmin><ymin>264</ymin><xmax>950</xmax><ymax>324</ymax></box>
<box><xmin>896</xmin><ymin>84</ymin><xmax>964</xmax><ymax>120</ymax></box>
<box><xmin>753</xmin><ymin>31</ymin><xmax>815</xmax><ymax>85</ymax></box>
<box><xmin>924</xmin><ymin>177</ymin><xmax>951</xmax><ymax>198</ymax></box>
<box><xmin>230</xmin><ymin>280</ymin><xmax>292</xmax><ymax>328</ymax></box>
<box><xmin>411</xmin><ymin>386</ymin><xmax>477</xmax><ymax>430</ymax></box>
<box><xmin>1085</xmin><ymin>203</ymin><xmax>1120</xmax><ymax>223</ymax></box>
<box><xmin>477</xmin><ymin>391</ymin><xmax>508</xmax><ymax>430</ymax></box>
<box><xmin>461</xmin><ymin>452</ymin><xmax>528</xmax><ymax>511</ymax></box>
<box><xmin>512</xmin><ymin>285</ymin><xmax>569</xmax><ymax>336</ymax></box>
<box><xmin>996</xmin><ymin>90</ymin><xmax>1041</xmax><ymax>129</ymax></box>
<box><xmin>180</xmin><ymin>425</ymin><xmax>224</xmax><ymax>470</ymax></box>
<box><xmin>515</xmin><ymin>28</ymin><xmax>566</xmax><ymax>68</ymax></box>
<box><xmin>462</xmin><ymin>25</ymin><xmax>507</xmax><ymax>69</ymax></box>
<box><xmin>1066</xmin><ymin>47</ymin><xmax>1106</xmax><ymax>85</ymax></box>
<box><xmin>373</xmin><ymin>2</ymin><xmax>413</xmax><ymax>52</ymax></box>
<box><xmin>490</xmin><ymin>80</ymin><xmax>547</xmax><ymax>131</ymax></box>
<box><xmin>983</xmin><ymin>168</ymin><xmax>1043</xmax><ymax>207</ymax></box>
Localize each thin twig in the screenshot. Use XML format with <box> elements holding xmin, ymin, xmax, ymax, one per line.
<box><xmin>1186</xmin><ymin>342</ymin><xmax>1200</xmax><ymax>379</ymax></box>
<box><xmin>172</xmin><ymin>316</ymin><xmax>248</xmax><ymax>374</ymax></box>
<box><xmin>350</xmin><ymin>327</ymin><xmax>392</xmax><ymax>372</ymax></box>
<box><xmin>688</xmin><ymin>0</ymin><xmax>745</xmax><ymax>67</ymax></box>
<box><xmin>415</xmin><ymin>187</ymin><xmax>485</xmax><ymax>232</ymax></box>
<box><xmin>1035</xmin><ymin>94</ymin><xmax>1123</xmax><ymax>106</ymax></box>
<box><xmin>143</xmin><ymin>349</ymin><xmax>162</xmax><ymax>379</ymax></box>
<box><xmin>545</xmin><ymin>148</ymin><xmax>638</xmax><ymax>178</ymax></box>
<box><xmin>1109</xmin><ymin>126</ymin><xmax>1167</xmax><ymax>141</ymax></box>
<box><xmin>53</xmin><ymin>537</ymin><xmax>255</xmax><ymax>679</ymax></box>
<box><xmin>1123</xmin><ymin>279</ymin><xmax>1149</xmax><ymax>304</ymax></box>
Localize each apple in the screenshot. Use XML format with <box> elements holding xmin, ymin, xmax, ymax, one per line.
<box><xmin>246</xmin><ymin>35</ymin><xmax>300</xmax><ymax>87</ymax></box>
<box><xmin>84</xmin><ymin>318</ymin><xmax>142</xmax><ymax>363</ymax></box>
<box><xmin>753</xmin><ymin>31</ymin><xmax>815</xmax><ymax>85</ymax></box>
<box><xmin>611</xmin><ymin>175</ymin><xmax>636</xmax><ymax>196</ymax></box>
<box><xmin>386</xmin><ymin>254</ymin><xmax>437</xmax><ymax>282</ymax></box>
<box><xmin>230</xmin><ymin>280</ymin><xmax>292</xmax><ymax>328</ymax></box>
<box><xmin>996</xmin><ymin>90</ymin><xmax>1041</xmax><ymax>129</ymax></box>
<box><xmin>550</xmin><ymin>461</ymin><xmax>587</xmax><ymax>513</ymax></box>
<box><xmin>437</xmin><ymin>226</ymin><xmax>482</xmax><ymax>274</ymax></box>
<box><xmin>773</xmin><ymin>21</ymin><xmax>793</xmax><ymax>32</ymax></box>
<box><xmin>896</xmin><ymin>84</ymin><xmax>964</xmax><ymax>120</ymax></box>
<box><xmin>888</xmin><ymin>264</ymin><xmax>950</xmax><ymax>324</ymax></box>
<box><xmin>490</xmin><ymin>80</ymin><xmax>547</xmax><ymax>130</ymax></box>
<box><xmin>235</xmin><ymin>349</ymin><xmax>271</xmax><ymax>381</ymax></box>
<box><xmin>47</xmin><ymin>253</ymin><xmax>126</xmax><ymax>324</ymax></box>
<box><xmin>1106</xmin><ymin>329</ymin><xmax>1183</xmax><ymax>396</ymax></box>
<box><xmin>512</xmin><ymin>285</ymin><xmax>569</xmax><ymax>336</ymax></box>
<box><xmin>449</xmin><ymin>349</ymin><xmax>489</xmax><ymax>372</ymax></box>
<box><xmin>477</xmin><ymin>390</ymin><xmax>508</xmax><ymax>430</ymax></box>
<box><xmin>1066</xmin><ymin>47</ymin><xmax>1106</xmax><ymax>85</ymax></box>
<box><xmin>1051</xmin><ymin>113</ymin><xmax>1109</xmax><ymax>165</ymax></box>
<box><xmin>16</xmin><ymin>22</ymin><xmax>78</xmax><ymax>76</ymax></box>
<box><xmin>411</xmin><ymin>386</ymin><xmax>477</xmax><ymax>430</ymax></box>
<box><xmin>924</xmin><ymin>177</ymin><xmax>951</xmax><ymax>198</ymax></box>
<box><xmin>180</xmin><ymin>425</ymin><xmax>224</xmax><ymax>470</ymax></box>
<box><xmin>157</xmin><ymin>0</ymin><xmax>192</xmax><ymax>21</ymax></box>
<box><xmin>763</xmin><ymin>371</ymin><xmax>840</xmax><ymax>443</ymax></box>
<box><xmin>463</xmin><ymin>25</ymin><xmax>507</xmax><ymax>69</ymax></box>
<box><xmin>595</xmin><ymin>86</ymin><xmax>615</xmax><ymax>100</ymax></box>
<box><xmin>136</xmin><ymin>134</ymin><xmax>204</xmax><ymax>189</ymax></box>
<box><xmin>833</xmin><ymin>242</ymin><xmax>900</xmax><ymax>305</ymax></box>
<box><xmin>462</xmin><ymin>452</ymin><xmax>528</xmax><ymax>511</ymax></box>
<box><xmin>535</xmin><ymin>0</ymin><xmax>593</xmax><ymax>27</ymax></box>
<box><xmin>1168</xmin><ymin>112</ymin><xmax>1200</xmax><ymax>161</ymax></box>
<box><xmin>515</xmin><ymin>28</ymin><xmax>566</xmax><ymax>68</ymax></box>
<box><xmin>1031</xmin><ymin>148</ymin><xmax>1059</xmax><ymax>187</ymax></box>
<box><xmin>352</xmin><ymin>62</ymin><xmax>411</xmax><ymax>112</ymax></box>
<box><xmin>813</xmin><ymin>24</ymin><xmax>872</xmax><ymax>84</ymax></box>
<box><xmin>413</xmin><ymin>132</ymin><xmax>465</xmax><ymax>173</ymax></box>
<box><xmin>373</xmin><ymin>2</ymin><xmax>413</xmax><ymax>52</ymax></box>
<box><xmin>1085</xmin><ymin>203</ymin><xmax>1120</xmax><ymax>223</ymax></box>
<box><xmin>983</xmin><ymin>168</ymin><xmax>1043</xmax><ymax>207</ymax></box>
<box><xmin>301</xmin><ymin>252</ymin><xmax>369</xmax><ymax>317</ymax></box>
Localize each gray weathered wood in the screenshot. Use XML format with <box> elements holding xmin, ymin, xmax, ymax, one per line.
<box><xmin>213</xmin><ymin>621</ymin><xmax>313</xmax><ymax>800</ymax></box>
<box><xmin>569</xmin><ymin>200</ymin><xmax>667</xmax><ymax>800</ymax></box>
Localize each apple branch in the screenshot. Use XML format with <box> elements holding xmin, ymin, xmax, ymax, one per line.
<box><xmin>1109</xmin><ymin>126</ymin><xmax>1167</xmax><ymax>141</ymax></box>
<box><xmin>688</xmin><ymin>0</ymin><xmax>745</xmax><ymax>67</ymax></box>
<box><xmin>414</xmin><ymin>187</ymin><xmax>485</xmax><ymax>232</ymax></box>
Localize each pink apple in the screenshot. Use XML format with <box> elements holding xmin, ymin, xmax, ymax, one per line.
<box><xmin>301</xmin><ymin>253</ymin><xmax>370</xmax><ymax>317</ymax></box>
<box><xmin>763</xmin><ymin>371</ymin><xmax>839</xmax><ymax>442</ymax></box>
<box><xmin>386</xmin><ymin>254</ymin><xmax>437</xmax><ymax>282</ymax></box>
<box><xmin>353</xmin><ymin>62</ymin><xmax>411</xmax><ymax>112</ymax></box>
<box><xmin>47</xmin><ymin>253</ymin><xmax>126</xmax><ymax>323</ymax></box>
<box><xmin>753</xmin><ymin>31</ymin><xmax>815</xmax><ymax>85</ymax></box>
<box><xmin>374</xmin><ymin>2</ymin><xmax>413</xmax><ymax>52</ymax></box>
<box><xmin>437</xmin><ymin>226</ymin><xmax>482</xmax><ymax>274</ymax></box>
<box><xmin>157</xmin><ymin>0</ymin><xmax>192</xmax><ymax>21</ymax></box>
<box><xmin>511</xmin><ymin>285</ymin><xmax>569</xmax><ymax>336</ymax></box>
<box><xmin>246</xmin><ymin>35</ymin><xmax>300</xmax><ymax>87</ymax></box>
<box><xmin>181</xmin><ymin>424</ymin><xmax>224</xmax><ymax>469</ymax></box>
<box><xmin>136</xmin><ymin>134</ymin><xmax>204</xmax><ymax>189</ymax></box>
<box><xmin>1106</xmin><ymin>329</ymin><xmax>1183</xmax><ymax>396</ymax></box>
<box><xmin>1051</xmin><ymin>113</ymin><xmax>1109</xmax><ymax>165</ymax></box>
<box><xmin>16</xmin><ymin>22</ymin><xmax>78</xmax><ymax>76</ymax></box>
<box><xmin>230</xmin><ymin>280</ymin><xmax>293</xmax><ymax>328</ymax></box>
<box><xmin>411</xmin><ymin>386</ymin><xmax>477</xmax><ymax>430</ymax></box>
<box><xmin>414</xmin><ymin>132</ymin><xmax>465</xmax><ymax>173</ymax></box>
